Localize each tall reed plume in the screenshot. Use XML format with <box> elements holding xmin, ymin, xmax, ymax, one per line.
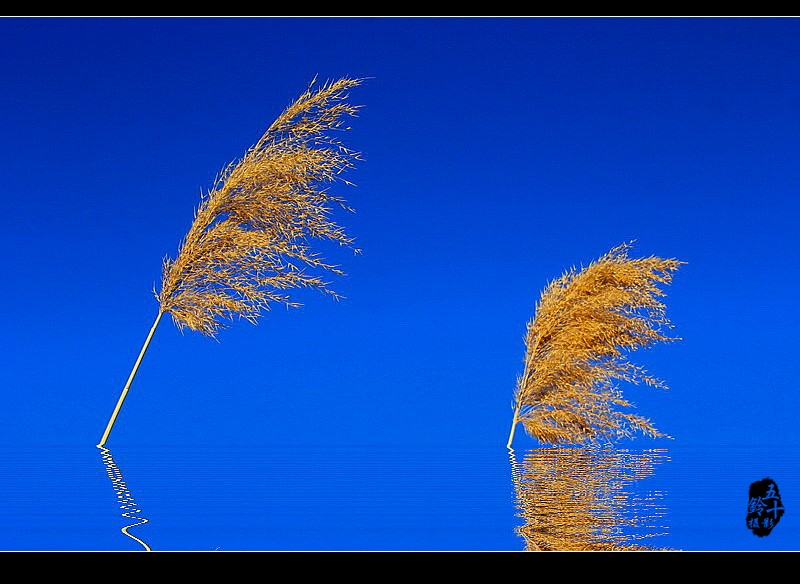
<box><xmin>99</xmin><ymin>76</ymin><xmax>366</xmax><ymax>447</ymax></box>
<box><xmin>506</xmin><ymin>242</ymin><xmax>683</xmax><ymax>448</ymax></box>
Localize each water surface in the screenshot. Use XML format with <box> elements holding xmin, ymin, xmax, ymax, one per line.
<box><xmin>1</xmin><ymin>443</ymin><xmax>796</xmax><ymax>551</ymax></box>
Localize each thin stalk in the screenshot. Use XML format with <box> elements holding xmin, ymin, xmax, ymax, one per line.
<box><xmin>507</xmin><ymin>337</ymin><xmax>539</xmax><ymax>449</ymax></box>
<box><xmin>98</xmin><ymin>311</ymin><xmax>164</xmax><ymax>447</ymax></box>
<box><xmin>507</xmin><ymin>403</ymin><xmax>521</xmax><ymax>449</ymax></box>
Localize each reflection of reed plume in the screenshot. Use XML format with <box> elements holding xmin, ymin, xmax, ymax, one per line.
<box><xmin>509</xmin><ymin>447</ymin><xmax>672</xmax><ymax>551</ymax></box>
<box><xmin>98</xmin><ymin>446</ymin><xmax>152</xmax><ymax>551</ymax></box>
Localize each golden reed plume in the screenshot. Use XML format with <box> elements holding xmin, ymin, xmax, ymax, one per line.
<box><xmin>507</xmin><ymin>242</ymin><xmax>683</xmax><ymax>448</ymax></box>
<box><xmin>99</xmin><ymin>76</ymin><xmax>366</xmax><ymax>447</ymax></box>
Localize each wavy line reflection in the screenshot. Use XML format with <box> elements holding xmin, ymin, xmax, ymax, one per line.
<box><xmin>509</xmin><ymin>446</ymin><xmax>672</xmax><ymax>551</ymax></box>
<box><xmin>97</xmin><ymin>445</ymin><xmax>152</xmax><ymax>551</ymax></box>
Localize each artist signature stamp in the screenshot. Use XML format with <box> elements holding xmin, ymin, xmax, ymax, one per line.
<box><xmin>746</xmin><ymin>478</ymin><xmax>785</xmax><ymax>537</ymax></box>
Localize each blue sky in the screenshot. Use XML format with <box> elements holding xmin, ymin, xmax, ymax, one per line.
<box><xmin>1</xmin><ymin>16</ymin><xmax>798</xmax><ymax>451</ymax></box>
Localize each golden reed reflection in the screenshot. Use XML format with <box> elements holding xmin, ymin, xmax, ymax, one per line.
<box><xmin>97</xmin><ymin>446</ymin><xmax>152</xmax><ymax>551</ymax></box>
<box><xmin>509</xmin><ymin>446</ymin><xmax>673</xmax><ymax>551</ymax></box>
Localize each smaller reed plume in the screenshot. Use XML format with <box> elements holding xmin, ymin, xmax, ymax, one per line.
<box><xmin>99</xmin><ymin>76</ymin><xmax>366</xmax><ymax>447</ymax></box>
<box><xmin>506</xmin><ymin>242</ymin><xmax>683</xmax><ymax>448</ymax></box>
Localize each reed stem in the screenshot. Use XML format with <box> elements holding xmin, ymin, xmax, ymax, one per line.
<box><xmin>507</xmin><ymin>403</ymin><xmax>521</xmax><ymax>449</ymax></box>
<box><xmin>98</xmin><ymin>311</ymin><xmax>164</xmax><ymax>447</ymax></box>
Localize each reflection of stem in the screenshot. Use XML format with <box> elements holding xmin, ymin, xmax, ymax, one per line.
<box><xmin>97</xmin><ymin>445</ymin><xmax>152</xmax><ymax>551</ymax></box>
<box><xmin>98</xmin><ymin>311</ymin><xmax>164</xmax><ymax>447</ymax></box>
<box><xmin>507</xmin><ymin>447</ymin><xmax>540</xmax><ymax>551</ymax></box>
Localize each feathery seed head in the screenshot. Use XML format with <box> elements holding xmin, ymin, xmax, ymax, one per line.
<box><xmin>513</xmin><ymin>241</ymin><xmax>684</xmax><ymax>445</ymax></box>
<box><xmin>155</xmin><ymin>77</ymin><xmax>366</xmax><ymax>337</ymax></box>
